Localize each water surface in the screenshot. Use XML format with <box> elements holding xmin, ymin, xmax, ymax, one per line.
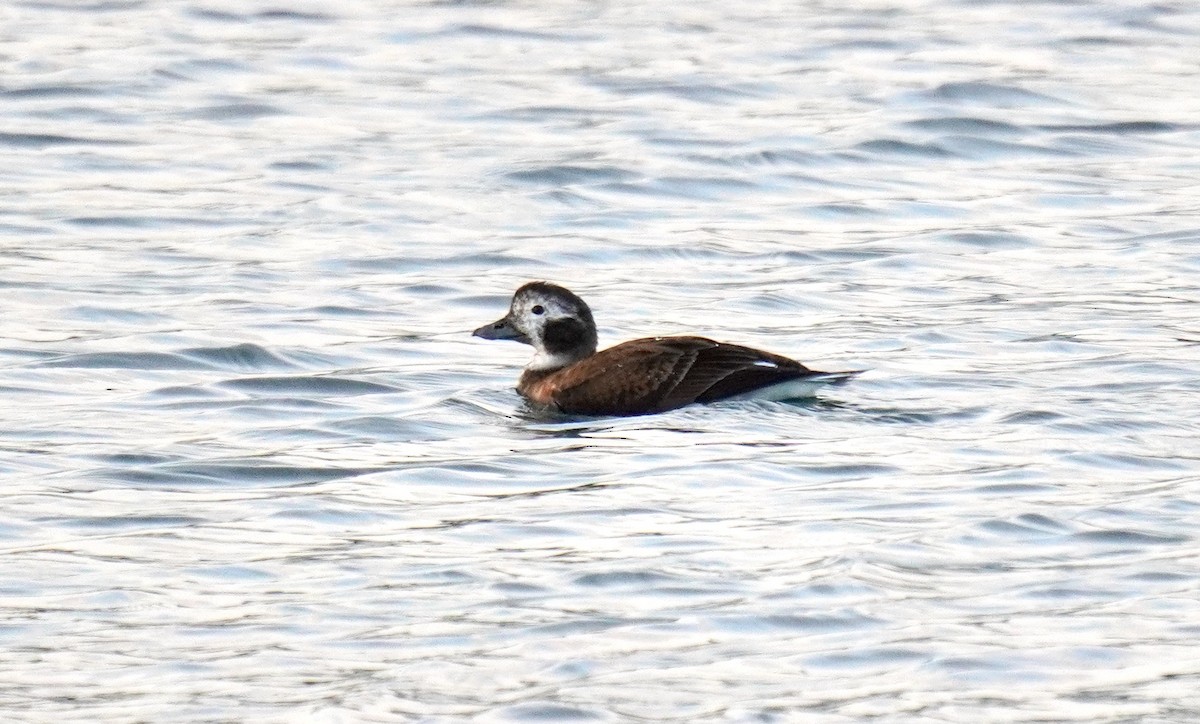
<box><xmin>2</xmin><ymin>0</ymin><xmax>1200</xmax><ymax>721</ymax></box>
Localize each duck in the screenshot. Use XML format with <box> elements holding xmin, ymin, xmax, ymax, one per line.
<box><xmin>473</xmin><ymin>281</ymin><xmax>858</xmax><ymax>416</ymax></box>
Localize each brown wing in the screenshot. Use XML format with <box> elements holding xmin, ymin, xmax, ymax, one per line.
<box><xmin>549</xmin><ymin>336</ymin><xmax>819</xmax><ymax>415</ymax></box>
<box><xmin>660</xmin><ymin>338</ymin><xmax>817</xmax><ymax>407</ymax></box>
<box><xmin>543</xmin><ymin>338</ymin><xmax>700</xmax><ymax>416</ymax></box>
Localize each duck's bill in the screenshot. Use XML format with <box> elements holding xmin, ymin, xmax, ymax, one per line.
<box><xmin>473</xmin><ymin>315</ymin><xmax>529</xmax><ymax>343</ymax></box>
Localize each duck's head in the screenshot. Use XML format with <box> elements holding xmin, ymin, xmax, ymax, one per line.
<box><xmin>473</xmin><ymin>281</ymin><xmax>598</xmax><ymax>370</ymax></box>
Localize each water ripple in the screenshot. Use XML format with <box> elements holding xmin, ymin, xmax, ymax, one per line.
<box><xmin>1</xmin><ymin>0</ymin><xmax>1199</xmax><ymax>720</ymax></box>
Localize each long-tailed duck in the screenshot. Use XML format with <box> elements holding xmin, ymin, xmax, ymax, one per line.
<box><xmin>473</xmin><ymin>281</ymin><xmax>857</xmax><ymax>416</ymax></box>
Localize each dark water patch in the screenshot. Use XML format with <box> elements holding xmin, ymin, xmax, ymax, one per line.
<box><xmin>1014</xmin><ymin>331</ymin><xmax>1099</xmax><ymax>349</ymax></box>
<box><xmin>1065</xmin><ymin>35</ymin><xmax>1133</xmax><ymax>47</ymax></box>
<box><xmin>1013</xmin><ymin>513</ymin><xmax>1068</xmax><ymax>531</ymax></box>
<box><xmin>973</xmin><ymin>483</ymin><xmax>1056</xmax><ymax>494</ymax></box>
<box><xmin>34</xmin><ymin>351</ymin><xmax>215</xmax><ymax>370</ymax></box>
<box><xmin>166</xmin><ymin>57</ymin><xmax>253</xmax><ymax>76</ymax></box>
<box><xmin>0</xmin><ymin>347</ymin><xmax>60</xmax><ymax>364</ymax></box>
<box><xmin>977</xmin><ymin>514</ymin><xmax>1071</xmax><ymax>539</ymax></box>
<box><xmin>188</xmin><ymin>565</ymin><xmax>274</xmax><ymax>581</ymax></box>
<box><xmin>932</xmin><ymin>656</ymin><xmax>1008</xmax><ymax>673</ymax></box>
<box><xmin>267</xmin><ymin>508</ymin><xmax>365</xmax><ymax>525</ymax></box>
<box><xmin>268</xmin><ymin>159</ymin><xmax>330</xmax><ymax>171</ymax></box>
<box><xmin>504</xmin><ymin>165</ymin><xmax>636</xmax><ymax>186</ymax></box>
<box><xmin>256</xmin><ymin>9</ymin><xmax>334</xmax><ymax>21</ymax></box>
<box><xmin>0</xmin><ymin>85</ymin><xmax>105</xmax><ymax>100</ymax></box>
<box><xmin>1022</xmin><ymin>585</ymin><xmax>1119</xmax><ymax>600</ymax></box>
<box><xmin>30</xmin><ymin>1</ymin><xmax>145</xmax><ymax>11</ymax></box>
<box><xmin>811</xmin><ymin>38</ymin><xmax>905</xmax><ymax>54</ymax></box>
<box><xmin>887</xmin><ymin>199</ymin><xmax>965</xmax><ymax>220</ymax></box>
<box><xmin>999</xmin><ymin>410</ymin><xmax>1065</xmax><ymax>423</ymax></box>
<box><xmin>1049</xmin><ymin>417</ymin><xmax>1174</xmax><ymax>437</ymax></box>
<box><xmin>217</xmin><ymin>375</ymin><xmax>398</xmax><ymax>396</ymax></box>
<box><xmin>807</xmin><ymin>647</ymin><xmax>927</xmax><ymax>669</ymax></box>
<box><xmin>186</xmin><ymin>7</ymin><xmax>241</xmax><ymax>21</ymax></box>
<box><xmin>147</xmin><ymin>394</ymin><xmax>346</xmax><ymax>413</ymax></box>
<box><xmin>179</xmin><ymin>343</ymin><xmax>297</xmax><ymax>371</ymax></box>
<box><xmin>757</xmin><ymin>249</ymin><xmax>826</xmax><ymax>266</ymax></box>
<box><xmin>391</xmin><ymin>458</ymin><xmax>573</xmax><ymax>489</ymax></box>
<box><xmin>479</xmin><ymin>105</ymin><xmax>627</xmax><ymax>126</ymax></box>
<box><xmin>327</xmin><ymin>414</ymin><xmax>452</xmax><ymax>438</ymax></box>
<box><xmin>573</xmin><ymin>570</ymin><xmax>678</xmax><ymax>588</ymax></box>
<box><xmin>903</xmin><ymin>117</ymin><xmax>1026</xmax><ymax>136</ymax></box>
<box><xmin>856</xmin><ymin>405</ymin><xmax>986</xmax><ymax>425</ymax></box>
<box><xmin>405</xmin><ymin>568</ymin><xmax>479</xmax><ymax>584</ymax></box>
<box><xmin>787</xmin><ymin>246</ymin><xmax>897</xmax><ymax>263</ymax></box>
<box><xmin>39</xmin><ymin>106</ymin><xmax>136</xmax><ymax>124</ymax></box>
<box><xmin>305</xmin><ymin>305</ymin><xmax>376</xmax><ymax>317</ymax></box>
<box><xmin>648</xmin><ymin>584</ymin><xmax>743</xmax><ymax>599</ymax></box>
<box><xmin>491</xmin><ymin>581</ymin><xmax>547</xmax><ymax>594</ymax></box>
<box><xmin>1117</xmin><ymin>229</ymin><xmax>1200</xmax><ymax>247</ymax></box>
<box><xmin>488</xmin><ymin>104</ymin><xmax>599</xmax><ymax>119</ymax></box>
<box><xmin>243</xmin><ymin>425</ymin><xmax>352</xmax><ymax>442</ymax></box>
<box><xmin>147</xmin><ymin>384</ymin><xmax>232</xmax><ymax>400</ymax></box>
<box><xmin>550</xmin><ymin>209</ymin><xmax>670</xmax><ymax>228</ymax></box>
<box><xmin>606</xmin><ymin>176</ymin><xmax>760</xmax><ymax>200</ymax></box>
<box><xmin>89</xmin><ymin>452</ymin><xmax>180</xmax><ymax>466</ymax></box>
<box><xmin>935</xmin><ymin>230</ymin><xmax>1034</xmax><ymax>249</ymax></box>
<box><xmin>853</xmin><ymin>139</ymin><xmax>954</xmax><ymax>159</ymax></box>
<box><xmin>326</xmin><ymin>250</ymin><xmax>539</xmax><ymax>273</ymax></box>
<box><xmin>210</xmin><ymin>397</ymin><xmax>349</xmax><ymax>416</ymax></box>
<box><xmin>713</xmin><ymin>612</ymin><xmax>878</xmax><ymax>633</ymax></box>
<box><xmin>1049</xmin><ymin>136</ymin><xmax>1141</xmax><ymax>157</ymax></box>
<box><xmin>639</xmin><ymin>133</ymin><xmax>734</xmax><ymax>150</ymax></box>
<box><xmin>920</xmin><ymin>81</ymin><xmax>1066</xmax><ymax>107</ymax></box>
<box><xmin>794</xmin><ymin>463</ymin><xmax>900</xmax><ymax>479</ymax></box>
<box><xmin>189</xmin><ymin>7</ymin><xmax>330</xmax><ymax>22</ymax></box>
<box><xmin>804</xmin><ymin>202</ymin><xmax>884</xmax><ymax>219</ymax></box>
<box><xmin>1072</xmin><ymin>529</ymin><xmax>1188</xmax><ymax>546</ymax></box>
<box><xmin>687</xmin><ymin>148</ymin><xmax>824</xmax><ymax>168</ymax></box>
<box><xmin>452</xmin><ymin>23</ymin><xmax>585</xmax><ymax>41</ymax></box>
<box><xmin>1124</xmin><ymin>570</ymin><xmax>1191</xmax><ymax>582</ymax></box>
<box><xmin>940</xmin><ymin>136</ymin><xmax>1074</xmax><ymax>159</ymax></box>
<box><xmin>0</xmin><ymin>222</ymin><xmax>54</xmax><ymax>236</ymax></box>
<box><xmin>489</xmin><ymin>702</ymin><xmax>606</xmax><ymax>721</ymax></box>
<box><xmin>1037</xmin><ymin>121</ymin><xmax>1182</xmax><ymax>135</ymax></box>
<box><xmin>590</xmin><ymin>77</ymin><xmax>766</xmax><ymax>103</ymax></box>
<box><xmin>534</xmin><ymin>188</ymin><xmax>603</xmax><ymax>208</ymax></box>
<box><xmin>65</xmin><ymin>306</ymin><xmax>168</xmax><ymax>324</ymax></box>
<box><xmin>65</xmin><ymin>215</ymin><xmax>235</xmax><ymax>228</ymax></box>
<box><xmin>186</xmin><ymin>103</ymin><xmax>286</xmax><ymax>121</ymax></box>
<box><xmin>65</xmin><ymin>216</ymin><xmax>150</xmax><ymax>228</ymax></box>
<box><xmin>0</xmin><ymin>131</ymin><xmax>129</xmax><ymax>148</ymax></box>
<box><xmin>110</xmin><ymin>462</ymin><xmax>377</xmax><ymax>488</ymax></box>
<box><xmin>774</xmin><ymin>172</ymin><xmax>871</xmax><ymax>193</ymax></box>
<box><xmin>55</xmin><ymin>515</ymin><xmax>205</xmax><ymax>530</ymax></box>
<box><xmin>526</xmin><ymin>617</ymin><xmax>628</xmax><ymax>637</ymax></box>
<box><xmin>404</xmin><ymin>282</ymin><xmax>458</xmax><ymax>297</ymax></box>
<box><xmin>1063</xmin><ymin>452</ymin><xmax>1189</xmax><ymax>471</ymax></box>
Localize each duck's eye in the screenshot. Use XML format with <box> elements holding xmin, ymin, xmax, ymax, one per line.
<box><xmin>531</xmin><ymin>305</ymin><xmax>545</xmax><ymax>315</ymax></box>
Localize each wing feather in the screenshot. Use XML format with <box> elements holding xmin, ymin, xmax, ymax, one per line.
<box><xmin>549</xmin><ymin>340</ymin><xmax>696</xmax><ymax>415</ymax></box>
<box><xmin>546</xmin><ymin>336</ymin><xmax>823</xmax><ymax>415</ymax></box>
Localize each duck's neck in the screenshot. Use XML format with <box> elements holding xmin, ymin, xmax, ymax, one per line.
<box><xmin>536</xmin><ymin>318</ymin><xmax>597</xmax><ymax>370</ymax></box>
<box><xmin>526</xmin><ymin>348</ymin><xmax>588</xmax><ymax>372</ymax></box>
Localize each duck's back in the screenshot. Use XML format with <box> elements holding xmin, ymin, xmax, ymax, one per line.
<box><xmin>520</xmin><ymin>336</ymin><xmax>824</xmax><ymax>416</ymax></box>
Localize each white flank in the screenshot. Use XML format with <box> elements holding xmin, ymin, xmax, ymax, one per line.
<box><xmin>724</xmin><ymin>373</ymin><xmax>855</xmax><ymax>402</ymax></box>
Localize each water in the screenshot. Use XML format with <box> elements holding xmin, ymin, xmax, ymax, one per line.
<box><xmin>2</xmin><ymin>0</ymin><xmax>1200</xmax><ymax>720</ymax></box>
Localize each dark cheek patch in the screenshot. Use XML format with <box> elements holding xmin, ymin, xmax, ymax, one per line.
<box><xmin>542</xmin><ymin>318</ymin><xmax>587</xmax><ymax>355</ymax></box>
